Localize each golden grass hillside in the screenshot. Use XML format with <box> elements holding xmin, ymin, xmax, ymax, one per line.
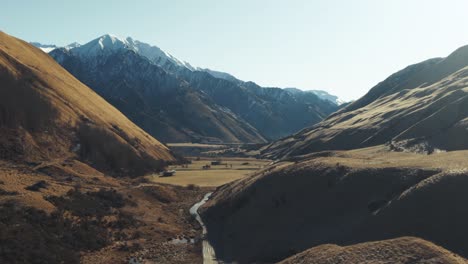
<box><xmin>279</xmin><ymin>237</ymin><xmax>466</xmax><ymax>264</ymax></box>
<box><xmin>201</xmin><ymin>146</ymin><xmax>468</xmax><ymax>263</ymax></box>
<box><xmin>261</xmin><ymin>46</ymin><xmax>468</xmax><ymax>159</ymax></box>
<box><xmin>0</xmin><ymin>31</ymin><xmax>174</xmax><ymax>176</ymax></box>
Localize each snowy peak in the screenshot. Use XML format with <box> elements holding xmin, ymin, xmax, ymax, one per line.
<box><xmin>310</xmin><ymin>90</ymin><xmax>345</xmax><ymax>105</ymax></box>
<box><xmin>30</xmin><ymin>41</ymin><xmax>81</xmax><ymax>53</ymax></box>
<box><xmin>71</xmin><ymin>34</ymin><xmax>135</xmax><ymax>57</ymax></box>
<box><xmin>95</xmin><ymin>34</ymin><xmax>130</xmax><ymax>50</ymax></box>
<box><xmin>34</xmin><ymin>34</ymin><xmax>216</xmax><ymax>74</ymax></box>
<box><xmin>65</xmin><ymin>42</ymin><xmax>81</xmax><ymax>50</ymax></box>
<box><xmin>127</xmin><ymin>37</ymin><xmax>195</xmax><ymax>70</ymax></box>
<box><xmin>30</xmin><ymin>42</ymin><xmax>58</xmax><ymax>53</ymax></box>
<box><xmin>67</xmin><ymin>34</ymin><xmax>195</xmax><ymax>71</ymax></box>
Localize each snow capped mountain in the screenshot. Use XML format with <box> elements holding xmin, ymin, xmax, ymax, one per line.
<box><xmin>32</xmin><ymin>34</ymin><xmax>263</xmax><ymax>84</ymax></box>
<box><xmin>70</xmin><ymin>34</ymin><xmax>130</xmax><ymax>57</ymax></box>
<box><xmin>66</xmin><ymin>34</ymin><xmax>195</xmax><ymax>71</ymax></box>
<box><xmin>30</xmin><ymin>42</ymin><xmax>58</xmax><ymax>53</ymax></box>
<box><xmin>50</xmin><ymin>35</ymin><xmax>340</xmax><ymax>141</ymax></box>
<box><xmin>30</xmin><ymin>41</ymin><xmax>81</xmax><ymax>53</ymax></box>
<box><xmin>284</xmin><ymin>88</ymin><xmax>345</xmax><ymax>106</ymax></box>
<box><xmin>126</xmin><ymin>37</ymin><xmax>196</xmax><ymax>71</ymax></box>
<box><xmin>49</xmin><ymin>43</ymin><xmax>267</xmax><ymax>143</ymax></box>
<box><xmin>32</xmin><ymin>35</ymin><xmax>343</xmax><ymax>109</ymax></box>
<box><xmin>65</xmin><ymin>42</ymin><xmax>81</xmax><ymax>50</ymax></box>
<box><xmin>310</xmin><ymin>90</ymin><xmax>346</xmax><ymax>105</ymax></box>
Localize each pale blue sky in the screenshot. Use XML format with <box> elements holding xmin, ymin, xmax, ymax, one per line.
<box><xmin>3</xmin><ymin>0</ymin><xmax>468</xmax><ymax>101</ymax></box>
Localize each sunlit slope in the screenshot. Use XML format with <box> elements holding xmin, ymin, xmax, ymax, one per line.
<box><xmin>262</xmin><ymin>45</ymin><xmax>468</xmax><ymax>159</ymax></box>
<box><xmin>0</xmin><ymin>31</ymin><xmax>174</xmax><ymax>176</ymax></box>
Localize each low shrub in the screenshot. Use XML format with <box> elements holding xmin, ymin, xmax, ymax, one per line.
<box><xmin>25</xmin><ymin>180</ymin><xmax>48</xmax><ymax>191</ymax></box>
<box><xmin>0</xmin><ymin>188</ymin><xmax>18</xmax><ymax>196</ymax></box>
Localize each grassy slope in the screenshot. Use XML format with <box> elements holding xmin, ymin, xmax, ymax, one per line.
<box><xmin>261</xmin><ymin>46</ymin><xmax>468</xmax><ymax>159</ymax></box>
<box><xmin>279</xmin><ymin>237</ymin><xmax>466</xmax><ymax>264</ymax></box>
<box><xmin>0</xmin><ymin>31</ymin><xmax>174</xmax><ymax>176</ymax></box>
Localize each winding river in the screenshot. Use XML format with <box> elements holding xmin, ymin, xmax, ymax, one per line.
<box><xmin>190</xmin><ymin>192</ymin><xmax>218</xmax><ymax>264</ymax></box>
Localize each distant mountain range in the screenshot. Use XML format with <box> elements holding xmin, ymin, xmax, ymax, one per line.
<box><xmin>29</xmin><ymin>42</ymin><xmax>58</xmax><ymax>53</ymax></box>
<box><xmin>31</xmin><ymin>41</ymin><xmax>80</xmax><ymax>53</ymax></box>
<box><xmin>32</xmin><ymin>35</ymin><xmax>340</xmax><ymax>143</ymax></box>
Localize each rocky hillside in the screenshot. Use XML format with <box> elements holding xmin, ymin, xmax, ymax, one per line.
<box><xmin>201</xmin><ymin>146</ymin><xmax>468</xmax><ymax>263</ymax></box>
<box><xmin>0</xmin><ymin>31</ymin><xmax>174</xmax><ymax>176</ymax></box>
<box><xmin>261</xmin><ymin>45</ymin><xmax>468</xmax><ymax>159</ymax></box>
<box><xmin>48</xmin><ymin>34</ymin><xmax>338</xmax><ymax>143</ymax></box>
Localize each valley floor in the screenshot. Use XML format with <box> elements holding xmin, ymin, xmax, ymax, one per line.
<box><xmin>149</xmin><ymin>157</ymin><xmax>270</xmax><ymax>187</ymax></box>
<box><xmin>0</xmin><ymin>155</ymin><xmax>270</xmax><ymax>264</ymax></box>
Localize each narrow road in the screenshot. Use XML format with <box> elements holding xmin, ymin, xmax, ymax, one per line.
<box><xmin>190</xmin><ymin>192</ymin><xmax>218</xmax><ymax>264</ymax></box>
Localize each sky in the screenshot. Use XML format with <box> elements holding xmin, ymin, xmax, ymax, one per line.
<box><xmin>3</xmin><ymin>0</ymin><xmax>468</xmax><ymax>101</ymax></box>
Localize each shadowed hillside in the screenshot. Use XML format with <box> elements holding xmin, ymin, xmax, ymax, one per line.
<box><xmin>0</xmin><ymin>31</ymin><xmax>174</xmax><ymax>176</ymax></box>
<box><xmin>177</xmin><ymin>71</ymin><xmax>338</xmax><ymax>140</ymax></box>
<box><xmin>50</xmin><ymin>43</ymin><xmax>267</xmax><ymax>144</ymax></box>
<box><xmin>202</xmin><ymin>146</ymin><xmax>468</xmax><ymax>263</ymax></box>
